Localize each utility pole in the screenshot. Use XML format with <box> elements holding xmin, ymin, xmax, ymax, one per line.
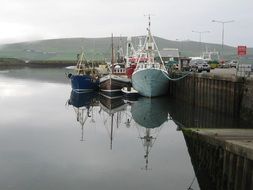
<box><xmin>192</xmin><ymin>30</ymin><xmax>210</xmax><ymax>56</ymax></box>
<box><xmin>212</xmin><ymin>20</ymin><xmax>234</xmax><ymax>63</ymax></box>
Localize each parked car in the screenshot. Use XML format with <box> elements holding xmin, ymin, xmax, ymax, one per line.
<box><xmin>219</xmin><ymin>62</ymin><xmax>230</xmax><ymax>68</ymax></box>
<box><xmin>228</xmin><ymin>60</ymin><xmax>238</xmax><ymax>68</ymax></box>
<box><xmin>189</xmin><ymin>59</ymin><xmax>211</xmax><ymax>73</ymax></box>
<box><xmin>208</xmin><ymin>60</ymin><xmax>219</xmax><ymax>69</ymax></box>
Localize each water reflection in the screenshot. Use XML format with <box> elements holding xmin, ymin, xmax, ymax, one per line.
<box><xmin>3</xmin><ymin>67</ymin><xmax>240</xmax><ymax>190</ymax></box>
<box><xmin>67</xmin><ymin>93</ymin><xmax>173</xmax><ymax>171</ymax></box>
<box><xmin>67</xmin><ymin>91</ymin><xmax>99</xmax><ymax>141</ymax></box>
<box><xmin>131</xmin><ymin>97</ymin><xmax>171</xmax><ymax>128</ymax></box>
<box><xmin>99</xmin><ymin>95</ymin><xmax>127</xmax><ymax>149</ymax></box>
<box><xmin>66</xmin><ymin>91</ymin><xmax>237</xmax><ymax>189</ymax></box>
<box><xmin>0</xmin><ymin>67</ymin><xmax>70</xmax><ymax>84</ymax></box>
<box><xmin>167</xmin><ymin>98</ymin><xmax>247</xmax><ymax>128</ymax></box>
<box><xmin>131</xmin><ymin>97</ymin><xmax>172</xmax><ymax>170</ymax></box>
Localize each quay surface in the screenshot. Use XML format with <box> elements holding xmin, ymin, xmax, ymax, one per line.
<box><xmin>183</xmin><ymin>128</ymin><xmax>253</xmax><ymax>190</ymax></box>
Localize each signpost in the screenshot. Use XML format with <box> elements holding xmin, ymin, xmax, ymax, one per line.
<box><xmin>237</xmin><ymin>46</ymin><xmax>247</xmax><ymax>56</ymax></box>
<box><xmin>236</xmin><ymin>46</ymin><xmax>249</xmax><ymax>77</ymax></box>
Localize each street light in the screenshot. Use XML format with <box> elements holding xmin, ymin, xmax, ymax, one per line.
<box><xmin>192</xmin><ymin>30</ymin><xmax>210</xmax><ymax>55</ymax></box>
<box><xmin>176</xmin><ymin>38</ymin><xmax>183</xmax><ymax>53</ymax></box>
<box><xmin>212</xmin><ymin>20</ymin><xmax>234</xmax><ymax>62</ymax></box>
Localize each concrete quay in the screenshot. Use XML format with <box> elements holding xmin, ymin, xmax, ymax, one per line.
<box><xmin>183</xmin><ymin>128</ymin><xmax>253</xmax><ymax>190</ymax></box>
<box><xmin>184</xmin><ymin>128</ymin><xmax>253</xmax><ymax>159</ymax></box>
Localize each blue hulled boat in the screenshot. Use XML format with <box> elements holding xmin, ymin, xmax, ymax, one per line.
<box><xmin>69</xmin><ymin>74</ymin><xmax>99</xmax><ymax>92</ymax></box>
<box><xmin>68</xmin><ymin>51</ymin><xmax>99</xmax><ymax>92</ymax></box>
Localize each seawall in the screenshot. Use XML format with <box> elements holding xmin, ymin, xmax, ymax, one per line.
<box><xmin>168</xmin><ymin>73</ymin><xmax>253</xmax><ymax>124</ymax></box>
<box><xmin>183</xmin><ymin>128</ymin><xmax>253</xmax><ymax>190</ymax></box>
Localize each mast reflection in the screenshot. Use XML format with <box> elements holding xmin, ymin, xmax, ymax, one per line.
<box><xmin>67</xmin><ymin>90</ymin><xmax>99</xmax><ymax>141</ymax></box>
<box><xmin>99</xmin><ymin>94</ymin><xmax>127</xmax><ymax>149</ymax></box>
<box><xmin>67</xmin><ymin>93</ymin><xmax>177</xmax><ymax>171</ymax></box>
<box><xmin>131</xmin><ymin>97</ymin><xmax>171</xmax><ymax>170</ymax></box>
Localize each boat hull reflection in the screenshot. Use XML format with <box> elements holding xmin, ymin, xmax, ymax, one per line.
<box><xmin>99</xmin><ymin>93</ymin><xmax>126</xmax><ymax>113</ymax></box>
<box><xmin>131</xmin><ymin>97</ymin><xmax>170</xmax><ymax>128</ymax></box>
<box><xmin>68</xmin><ymin>91</ymin><xmax>99</xmax><ymax>108</ymax></box>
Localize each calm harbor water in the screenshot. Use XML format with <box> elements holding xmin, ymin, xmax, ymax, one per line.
<box><xmin>0</xmin><ymin>68</ymin><xmax>243</xmax><ymax>190</ymax></box>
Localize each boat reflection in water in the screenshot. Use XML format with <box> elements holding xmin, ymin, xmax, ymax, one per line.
<box><xmin>131</xmin><ymin>97</ymin><xmax>172</xmax><ymax>170</ymax></box>
<box><xmin>67</xmin><ymin>91</ymin><xmax>99</xmax><ymax>141</ymax></box>
<box><xmin>67</xmin><ymin>92</ymin><xmax>173</xmax><ymax>170</ymax></box>
<box><xmin>99</xmin><ymin>93</ymin><xmax>127</xmax><ymax>149</ymax></box>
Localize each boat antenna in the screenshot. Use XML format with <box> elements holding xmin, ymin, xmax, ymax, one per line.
<box><xmin>148</xmin><ymin>14</ymin><xmax>151</xmax><ymax>31</ymax></box>
<box><xmin>144</xmin><ymin>14</ymin><xmax>152</xmax><ymax>30</ymax></box>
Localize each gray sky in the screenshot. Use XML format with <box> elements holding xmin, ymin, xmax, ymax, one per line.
<box><xmin>1</xmin><ymin>0</ymin><xmax>253</xmax><ymax>47</ymax></box>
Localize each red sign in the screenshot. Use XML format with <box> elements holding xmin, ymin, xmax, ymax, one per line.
<box><xmin>237</xmin><ymin>46</ymin><xmax>247</xmax><ymax>56</ymax></box>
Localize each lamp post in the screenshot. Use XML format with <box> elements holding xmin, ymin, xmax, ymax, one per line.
<box><xmin>176</xmin><ymin>38</ymin><xmax>183</xmax><ymax>55</ymax></box>
<box><xmin>192</xmin><ymin>30</ymin><xmax>210</xmax><ymax>56</ymax></box>
<box><xmin>212</xmin><ymin>20</ymin><xmax>234</xmax><ymax>63</ymax></box>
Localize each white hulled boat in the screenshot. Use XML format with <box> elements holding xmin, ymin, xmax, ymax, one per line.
<box><xmin>132</xmin><ymin>16</ymin><xmax>169</xmax><ymax>97</ymax></box>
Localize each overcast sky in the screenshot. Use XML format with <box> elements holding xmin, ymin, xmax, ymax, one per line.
<box><xmin>1</xmin><ymin>0</ymin><xmax>253</xmax><ymax>47</ymax></box>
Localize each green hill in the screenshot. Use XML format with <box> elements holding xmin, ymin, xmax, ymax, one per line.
<box><xmin>0</xmin><ymin>37</ymin><xmax>252</xmax><ymax>63</ymax></box>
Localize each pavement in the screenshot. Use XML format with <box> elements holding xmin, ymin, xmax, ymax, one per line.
<box><xmin>198</xmin><ymin>68</ymin><xmax>253</xmax><ymax>80</ymax></box>
<box><xmin>211</xmin><ymin>68</ymin><xmax>237</xmax><ymax>76</ymax></box>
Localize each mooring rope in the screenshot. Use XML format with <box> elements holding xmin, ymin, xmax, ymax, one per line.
<box><xmin>162</xmin><ymin>71</ymin><xmax>192</xmax><ymax>81</ymax></box>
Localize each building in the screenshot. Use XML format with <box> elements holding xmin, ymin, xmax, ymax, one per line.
<box><xmin>158</xmin><ymin>48</ymin><xmax>191</xmax><ymax>71</ymax></box>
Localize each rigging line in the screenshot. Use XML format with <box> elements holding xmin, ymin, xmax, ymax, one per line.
<box><xmin>150</xmin><ymin>125</ymin><xmax>164</xmax><ymax>148</ymax></box>
<box><xmin>150</xmin><ymin>32</ymin><xmax>165</xmax><ymax>66</ymax></box>
<box><xmin>187</xmin><ymin>148</ymin><xmax>207</xmax><ymax>190</ymax></box>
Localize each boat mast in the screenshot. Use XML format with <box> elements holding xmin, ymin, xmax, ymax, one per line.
<box><xmin>126</xmin><ymin>37</ymin><xmax>130</xmax><ymax>68</ymax></box>
<box><xmin>145</xmin><ymin>14</ymin><xmax>165</xmax><ymax>66</ymax></box>
<box><xmin>144</xmin><ymin>14</ymin><xmax>155</xmax><ymax>65</ymax></box>
<box><xmin>76</xmin><ymin>51</ymin><xmax>85</xmax><ymax>75</ymax></box>
<box><xmin>111</xmin><ymin>33</ymin><xmax>114</xmax><ymax>74</ymax></box>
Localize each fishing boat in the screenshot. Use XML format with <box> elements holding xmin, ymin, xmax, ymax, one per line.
<box><xmin>68</xmin><ymin>51</ymin><xmax>99</xmax><ymax>92</ymax></box>
<box><xmin>125</xmin><ymin>36</ymin><xmax>147</xmax><ymax>79</ymax></box>
<box><xmin>99</xmin><ymin>34</ymin><xmax>131</xmax><ymax>97</ymax></box>
<box><xmin>99</xmin><ymin>74</ymin><xmax>130</xmax><ymax>97</ymax></box>
<box><xmin>131</xmin><ymin>16</ymin><xmax>169</xmax><ymax>97</ymax></box>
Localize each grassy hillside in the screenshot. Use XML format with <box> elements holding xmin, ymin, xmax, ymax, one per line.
<box><xmin>0</xmin><ymin>37</ymin><xmax>252</xmax><ymax>63</ymax></box>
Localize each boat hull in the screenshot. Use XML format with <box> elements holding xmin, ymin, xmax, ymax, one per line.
<box><xmin>121</xmin><ymin>87</ymin><xmax>139</xmax><ymax>100</ymax></box>
<box><xmin>70</xmin><ymin>75</ymin><xmax>99</xmax><ymax>92</ymax></box>
<box><xmin>99</xmin><ymin>74</ymin><xmax>131</xmax><ymax>97</ymax></box>
<box><xmin>132</xmin><ymin>68</ymin><xmax>169</xmax><ymax>97</ymax></box>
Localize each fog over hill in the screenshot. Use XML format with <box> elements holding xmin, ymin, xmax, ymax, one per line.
<box><xmin>0</xmin><ymin>36</ymin><xmax>252</xmax><ymax>62</ymax></box>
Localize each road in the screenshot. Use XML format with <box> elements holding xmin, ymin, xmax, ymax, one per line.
<box><xmin>208</xmin><ymin>68</ymin><xmax>253</xmax><ymax>79</ymax></box>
